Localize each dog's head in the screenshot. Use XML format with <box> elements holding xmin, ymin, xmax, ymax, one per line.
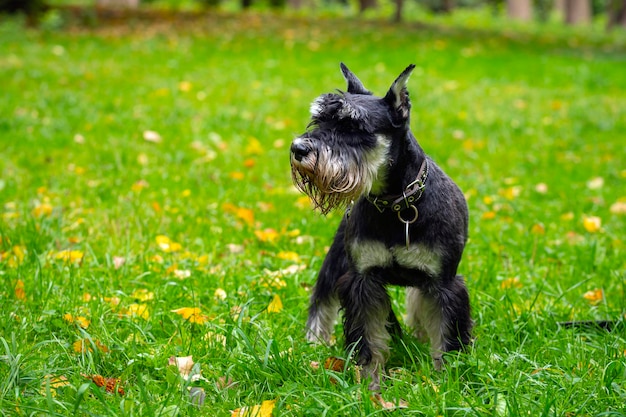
<box><xmin>290</xmin><ymin>63</ymin><xmax>416</xmax><ymax>214</ymax></box>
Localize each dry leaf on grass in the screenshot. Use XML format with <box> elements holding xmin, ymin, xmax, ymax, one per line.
<box><xmin>232</xmin><ymin>399</ymin><xmax>276</xmax><ymax>417</ymax></box>
<box><xmin>83</xmin><ymin>374</ymin><xmax>125</xmax><ymax>396</ymax></box>
<box><xmin>370</xmin><ymin>393</ymin><xmax>408</xmax><ymax>410</ymax></box>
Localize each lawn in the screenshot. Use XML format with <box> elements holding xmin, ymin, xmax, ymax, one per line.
<box><xmin>0</xmin><ymin>7</ymin><xmax>625</xmax><ymax>416</ymax></box>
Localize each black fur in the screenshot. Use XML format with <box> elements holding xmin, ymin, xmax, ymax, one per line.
<box><xmin>292</xmin><ymin>63</ymin><xmax>472</xmax><ymax>391</ymax></box>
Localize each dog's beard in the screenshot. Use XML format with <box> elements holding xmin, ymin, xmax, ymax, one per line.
<box><xmin>291</xmin><ymin>140</ymin><xmax>389</xmax><ymax>215</ymax></box>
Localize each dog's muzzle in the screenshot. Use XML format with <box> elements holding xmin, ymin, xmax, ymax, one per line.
<box><xmin>290</xmin><ymin>140</ymin><xmax>311</xmax><ymax>162</ymax></box>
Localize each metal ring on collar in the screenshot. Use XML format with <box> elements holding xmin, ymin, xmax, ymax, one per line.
<box><xmin>397</xmin><ymin>204</ymin><xmax>419</xmax><ymax>224</ymax></box>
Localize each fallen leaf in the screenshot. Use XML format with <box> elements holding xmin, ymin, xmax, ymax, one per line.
<box><xmin>499</xmin><ymin>186</ymin><xmax>522</xmax><ymax>200</ymax></box>
<box><xmin>534</xmin><ymin>183</ymin><xmax>548</xmax><ymax>194</ymax></box>
<box><xmin>586</xmin><ymin>177</ymin><xmax>604</xmax><ymax>190</ymax></box>
<box><xmin>370</xmin><ymin>393</ymin><xmax>408</xmax><ymax>410</ymax></box>
<box><xmin>54</xmin><ymin>249</ymin><xmax>84</xmax><ymax>264</ymax></box>
<box><xmin>216</xmin><ymin>376</ymin><xmax>236</xmax><ymax>390</ymax></box>
<box><xmin>276</xmin><ymin>251</ymin><xmax>300</xmax><ymax>262</ymax></box>
<box><xmin>172</xmin><ymin>307</ymin><xmax>208</xmax><ymax>324</ymax></box>
<box><xmin>156</xmin><ymin>235</ymin><xmax>182</xmax><ymax>252</ymax></box>
<box><xmin>254</xmin><ymin>228</ymin><xmax>279</xmax><ymax>243</ymax></box>
<box><xmin>113</xmin><ymin>256</ymin><xmax>126</xmax><ymax>269</ymax></box>
<box><xmin>266</xmin><ymin>294</ymin><xmax>283</xmax><ymax>313</ymax></box>
<box><xmin>42</xmin><ymin>374</ymin><xmax>70</xmax><ymax>397</ymax></box>
<box><xmin>582</xmin><ymin>216</ymin><xmax>601</xmax><ymax>233</ymax></box>
<box><xmin>214</xmin><ymin>288</ymin><xmax>227</xmax><ymax>300</ymax></box>
<box><xmin>63</xmin><ymin>313</ymin><xmax>90</xmax><ymax>329</ymax></box>
<box><xmin>583</xmin><ymin>288</ymin><xmax>603</xmax><ymax>305</ymax></box>
<box><xmin>232</xmin><ymin>399</ymin><xmax>276</xmax><ymax>417</ymax></box>
<box><xmin>324</xmin><ymin>357</ymin><xmax>346</xmax><ymax>372</ymax></box>
<box><xmin>131</xmin><ymin>179</ymin><xmax>149</xmax><ymax>193</ymax></box>
<box><xmin>530</xmin><ymin>223</ymin><xmax>545</xmax><ymax>235</ymax></box>
<box><xmin>14</xmin><ymin>279</ymin><xmax>25</xmax><ymax>300</ymax></box>
<box><xmin>83</xmin><ymin>374</ymin><xmax>125</xmax><ymax>395</ymax></box>
<box><xmin>143</xmin><ymin>130</ymin><xmax>162</xmax><ymax>143</ymax></box>
<box><xmin>32</xmin><ymin>202</ymin><xmax>53</xmax><ymax>217</ymax></box>
<box><xmin>168</xmin><ymin>355</ymin><xmax>195</xmax><ymax>379</ymax></box>
<box><xmin>130</xmin><ymin>289</ymin><xmax>154</xmax><ymax>302</ymax></box>
<box><xmin>244</xmin><ymin>137</ymin><xmax>264</xmax><ymax>156</ymax></box>
<box><xmin>189</xmin><ymin>387</ymin><xmax>205</xmax><ymax>407</ymax></box>
<box><xmin>123</xmin><ymin>303</ymin><xmax>150</xmax><ymax>320</ymax></box>
<box><xmin>610</xmin><ymin>200</ymin><xmax>626</xmax><ymax>215</ymax></box>
<box><xmin>500</xmin><ymin>277</ymin><xmax>522</xmax><ymax>290</ymax></box>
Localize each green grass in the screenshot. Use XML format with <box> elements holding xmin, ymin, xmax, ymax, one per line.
<box><xmin>1</xmin><ymin>8</ymin><xmax>626</xmax><ymax>416</ymax></box>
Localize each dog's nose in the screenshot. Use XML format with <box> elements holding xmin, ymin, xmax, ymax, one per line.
<box><xmin>291</xmin><ymin>142</ymin><xmax>310</xmax><ymax>162</ymax></box>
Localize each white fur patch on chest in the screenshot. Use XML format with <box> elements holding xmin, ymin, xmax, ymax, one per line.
<box><xmin>349</xmin><ymin>240</ymin><xmax>442</xmax><ymax>277</ymax></box>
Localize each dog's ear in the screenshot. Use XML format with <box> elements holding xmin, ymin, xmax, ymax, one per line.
<box><xmin>340</xmin><ymin>63</ymin><xmax>372</xmax><ymax>95</ymax></box>
<box><xmin>384</xmin><ymin>64</ymin><xmax>416</xmax><ymax>122</ymax></box>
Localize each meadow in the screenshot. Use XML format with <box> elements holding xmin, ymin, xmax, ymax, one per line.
<box><xmin>1</xmin><ymin>6</ymin><xmax>625</xmax><ymax>416</ymax></box>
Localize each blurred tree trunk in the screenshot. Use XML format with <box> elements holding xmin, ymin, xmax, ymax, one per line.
<box><xmin>96</xmin><ymin>0</ymin><xmax>139</xmax><ymax>7</ymax></box>
<box><xmin>441</xmin><ymin>0</ymin><xmax>454</xmax><ymax>13</ymax></box>
<box><xmin>359</xmin><ymin>0</ymin><xmax>377</xmax><ymax>13</ymax></box>
<box><xmin>288</xmin><ymin>0</ymin><xmax>303</xmax><ymax>9</ymax></box>
<box><xmin>393</xmin><ymin>0</ymin><xmax>403</xmax><ymax>22</ymax></box>
<box><xmin>607</xmin><ymin>0</ymin><xmax>626</xmax><ymax>30</ymax></box>
<box><xmin>563</xmin><ymin>0</ymin><xmax>590</xmax><ymax>24</ymax></box>
<box><xmin>507</xmin><ymin>0</ymin><xmax>532</xmax><ymax>20</ymax></box>
<box><xmin>241</xmin><ymin>0</ymin><xmax>252</xmax><ymax>8</ymax></box>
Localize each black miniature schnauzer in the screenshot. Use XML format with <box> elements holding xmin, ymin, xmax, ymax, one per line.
<box><xmin>290</xmin><ymin>63</ymin><xmax>472</xmax><ymax>391</ymax></box>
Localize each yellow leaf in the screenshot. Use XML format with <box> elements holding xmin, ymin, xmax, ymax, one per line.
<box><xmin>126</xmin><ymin>303</ymin><xmax>150</xmax><ymax>320</ymax></box>
<box><xmin>232</xmin><ymin>399</ymin><xmax>276</xmax><ymax>417</ymax></box>
<box><xmin>32</xmin><ymin>202</ymin><xmax>53</xmax><ymax>217</ymax></box>
<box><xmin>73</xmin><ymin>339</ymin><xmax>92</xmax><ymax>353</ymax></box>
<box><xmin>244</xmin><ymin>137</ymin><xmax>264</xmax><ymax>156</ymax></box>
<box><xmin>254</xmin><ymin>228</ymin><xmax>279</xmax><ymax>243</ymax></box>
<box><xmin>131</xmin><ymin>179</ymin><xmax>149</xmax><ymax>193</ymax></box>
<box><xmin>583</xmin><ymin>288</ymin><xmax>603</xmax><ymax>305</ymax></box>
<box><xmin>235</xmin><ymin>208</ymin><xmax>255</xmax><ymax>227</ymax></box>
<box><xmin>131</xmin><ymin>289</ymin><xmax>154</xmax><ymax>302</ymax></box>
<box><xmin>155</xmin><ymin>235</ymin><xmax>182</xmax><ymax>253</ymax></box>
<box><xmin>582</xmin><ymin>216</ymin><xmax>601</xmax><ymax>233</ymax></box>
<box><xmin>14</xmin><ymin>279</ymin><xmax>25</xmax><ymax>300</ymax></box>
<box><xmin>75</xmin><ymin>316</ymin><xmax>91</xmax><ymax>329</ymax></box>
<box><xmin>498</xmin><ymin>186</ymin><xmax>522</xmax><ymax>200</ymax></box>
<box><xmin>54</xmin><ymin>250</ymin><xmax>84</xmax><ymax>263</ymax></box>
<box><xmin>500</xmin><ymin>277</ymin><xmax>522</xmax><ymax>290</ymax></box>
<box><xmin>276</xmin><ymin>251</ymin><xmax>300</xmax><ymax>262</ymax></box>
<box><xmin>294</xmin><ymin>195</ymin><xmax>311</xmax><ymax>210</ymax></box>
<box><xmin>530</xmin><ymin>223</ymin><xmax>545</xmax><ymax>235</ymax></box>
<box><xmin>171</xmin><ymin>307</ymin><xmax>208</xmax><ymax>324</ymax></box>
<box><xmin>178</xmin><ymin>81</ymin><xmax>192</xmax><ymax>92</ymax></box>
<box><xmin>267</xmin><ymin>295</ymin><xmax>283</xmax><ymax>313</ymax></box>
<box><xmin>42</xmin><ymin>374</ymin><xmax>70</xmax><ymax>397</ymax></box>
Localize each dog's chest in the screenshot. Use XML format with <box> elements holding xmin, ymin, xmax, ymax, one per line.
<box><xmin>348</xmin><ymin>239</ymin><xmax>442</xmax><ymax>278</ymax></box>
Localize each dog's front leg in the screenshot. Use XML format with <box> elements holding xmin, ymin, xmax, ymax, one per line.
<box><xmin>337</xmin><ymin>270</ymin><xmax>391</xmax><ymax>391</ymax></box>
<box><xmin>306</xmin><ymin>223</ymin><xmax>348</xmax><ymax>344</ymax></box>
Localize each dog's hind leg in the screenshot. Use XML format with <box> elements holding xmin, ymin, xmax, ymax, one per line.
<box><xmin>306</xmin><ymin>222</ymin><xmax>348</xmax><ymax>344</ymax></box>
<box><xmin>406</xmin><ymin>277</ymin><xmax>472</xmax><ymax>370</ymax></box>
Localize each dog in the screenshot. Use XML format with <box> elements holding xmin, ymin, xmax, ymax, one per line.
<box><xmin>290</xmin><ymin>63</ymin><xmax>472</xmax><ymax>391</ymax></box>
